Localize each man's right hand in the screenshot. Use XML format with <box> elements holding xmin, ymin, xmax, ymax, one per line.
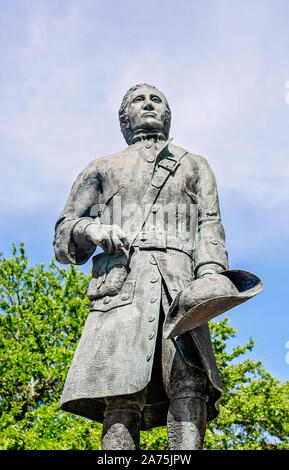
<box><xmin>85</xmin><ymin>224</ymin><xmax>130</xmax><ymax>254</ymax></box>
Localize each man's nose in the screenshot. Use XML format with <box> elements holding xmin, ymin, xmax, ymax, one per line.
<box><xmin>143</xmin><ymin>100</ymin><xmax>154</xmax><ymax>110</ymax></box>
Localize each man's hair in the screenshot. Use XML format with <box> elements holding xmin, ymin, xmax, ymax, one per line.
<box><xmin>119</xmin><ymin>83</ymin><xmax>171</xmax><ymax>144</ymax></box>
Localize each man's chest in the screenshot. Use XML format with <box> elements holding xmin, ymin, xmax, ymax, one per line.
<box><xmin>101</xmin><ymin>145</ymin><xmax>199</xmax><ymax>207</ymax></box>
<box><xmin>99</xmin><ymin>146</ymin><xmax>199</xmax><ymax>234</ymax></box>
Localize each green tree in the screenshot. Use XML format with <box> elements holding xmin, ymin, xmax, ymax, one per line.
<box><xmin>0</xmin><ymin>244</ymin><xmax>288</xmax><ymax>450</ymax></box>
<box><xmin>0</xmin><ymin>243</ymin><xmax>102</xmax><ymax>450</ymax></box>
<box><xmin>204</xmin><ymin>320</ymin><xmax>289</xmax><ymax>450</ymax></box>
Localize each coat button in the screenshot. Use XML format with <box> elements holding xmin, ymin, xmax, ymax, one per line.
<box><xmin>147</xmin><ymin>156</ymin><xmax>155</xmax><ymax>163</ymax></box>
<box><xmin>148</xmin><ymin>332</ymin><xmax>155</xmax><ymax>340</ymax></box>
<box><xmin>150</xmin><ymin>256</ymin><xmax>157</xmax><ymax>265</ymax></box>
<box><xmin>121</xmin><ymin>293</ymin><xmax>129</xmax><ymax>301</ymax></box>
<box><xmin>145</xmin><ymin>141</ymin><xmax>152</xmax><ymax>148</ymax></box>
<box><xmin>149</xmin><ymin>315</ymin><xmax>155</xmax><ymax>322</ymax></box>
<box><xmin>150</xmin><ymin>297</ymin><xmax>158</xmax><ymax>303</ymax></box>
<box><xmin>103</xmin><ymin>296</ymin><xmax>111</xmax><ymax>304</ymax></box>
<box><xmin>211</xmin><ymin>239</ymin><xmax>218</xmax><ymax>245</ymax></box>
<box><xmin>150</xmin><ymin>276</ymin><xmax>158</xmax><ymax>283</ymax></box>
<box><xmin>146</xmin><ymin>352</ymin><xmax>152</xmax><ymax>361</ymax></box>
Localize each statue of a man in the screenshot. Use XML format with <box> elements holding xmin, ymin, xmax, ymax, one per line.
<box><xmin>53</xmin><ymin>83</ymin><xmax>262</xmax><ymax>450</ymax></box>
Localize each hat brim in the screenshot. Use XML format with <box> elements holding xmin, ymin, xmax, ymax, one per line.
<box><xmin>163</xmin><ymin>270</ymin><xmax>263</xmax><ymax>339</ymax></box>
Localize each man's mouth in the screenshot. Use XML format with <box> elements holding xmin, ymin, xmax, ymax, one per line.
<box><xmin>142</xmin><ymin>111</ymin><xmax>157</xmax><ymax>117</ymax></box>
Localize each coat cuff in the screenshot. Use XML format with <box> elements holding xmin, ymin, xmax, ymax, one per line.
<box><xmin>54</xmin><ymin>217</ymin><xmax>96</xmax><ymax>265</ymax></box>
<box><xmin>72</xmin><ymin>218</ymin><xmax>99</xmax><ymax>249</ymax></box>
<box><xmin>196</xmin><ymin>263</ymin><xmax>225</xmax><ymax>278</ymax></box>
<box><xmin>194</xmin><ymin>238</ymin><xmax>228</xmax><ymax>277</ymax></box>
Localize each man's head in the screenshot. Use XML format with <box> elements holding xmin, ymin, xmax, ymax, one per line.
<box><xmin>119</xmin><ymin>83</ymin><xmax>171</xmax><ymax>144</ymax></box>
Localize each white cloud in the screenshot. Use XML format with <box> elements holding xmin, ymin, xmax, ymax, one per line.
<box><xmin>1</xmin><ymin>0</ymin><xmax>289</xmax><ymax>251</ymax></box>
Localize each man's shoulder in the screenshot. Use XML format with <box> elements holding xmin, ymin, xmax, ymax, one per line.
<box><xmin>81</xmin><ymin>147</ymin><xmax>130</xmax><ymax>175</ymax></box>
<box><xmin>170</xmin><ymin>143</ymin><xmax>209</xmax><ymax>167</ymax></box>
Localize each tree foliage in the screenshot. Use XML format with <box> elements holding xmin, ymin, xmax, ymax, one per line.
<box><xmin>0</xmin><ymin>244</ymin><xmax>288</xmax><ymax>450</ymax></box>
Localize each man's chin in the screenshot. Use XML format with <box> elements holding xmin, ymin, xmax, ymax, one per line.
<box><xmin>141</xmin><ymin>115</ymin><xmax>163</xmax><ymax>126</ymax></box>
<box><xmin>138</xmin><ymin>121</ymin><xmax>164</xmax><ymax>132</ymax></box>
<box><xmin>134</xmin><ymin>127</ymin><xmax>164</xmax><ymax>136</ymax></box>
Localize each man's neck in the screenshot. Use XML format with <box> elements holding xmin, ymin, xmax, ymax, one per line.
<box><xmin>130</xmin><ymin>128</ymin><xmax>167</xmax><ymax>145</ymax></box>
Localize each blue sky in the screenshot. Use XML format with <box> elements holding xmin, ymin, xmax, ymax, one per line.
<box><xmin>0</xmin><ymin>0</ymin><xmax>289</xmax><ymax>382</ymax></box>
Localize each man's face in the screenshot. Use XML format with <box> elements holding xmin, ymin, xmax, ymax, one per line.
<box><xmin>127</xmin><ymin>86</ymin><xmax>167</xmax><ymax>133</ymax></box>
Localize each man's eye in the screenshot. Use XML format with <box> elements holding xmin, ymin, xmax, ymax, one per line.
<box><xmin>151</xmin><ymin>96</ymin><xmax>161</xmax><ymax>103</ymax></box>
<box><xmin>133</xmin><ymin>96</ymin><xmax>144</xmax><ymax>103</ymax></box>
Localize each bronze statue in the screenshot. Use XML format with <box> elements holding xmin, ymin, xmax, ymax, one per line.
<box><xmin>53</xmin><ymin>83</ymin><xmax>262</xmax><ymax>450</ymax></box>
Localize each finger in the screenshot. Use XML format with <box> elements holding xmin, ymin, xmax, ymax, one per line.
<box><xmin>104</xmin><ymin>236</ymin><xmax>113</xmax><ymax>252</ymax></box>
<box><xmin>111</xmin><ymin>233</ymin><xmax>122</xmax><ymax>253</ymax></box>
<box><xmin>117</xmin><ymin>230</ymin><xmax>130</xmax><ymax>249</ymax></box>
<box><xmin>111</xmin><ymin>225</ymin><xmax>129</xmax><ymax>249</ymax></box>
<box><xmin>120</xmin><ymin>238</ymin><xmax>130</xmax><ymax>250</ymax></box>
<box><xmin>99</xmin><ymin>240</ymin><xmax>107</xmax><ymax>252</ymax></box>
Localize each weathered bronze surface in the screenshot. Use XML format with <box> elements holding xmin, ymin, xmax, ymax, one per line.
<box><xmin>53</xmin><ymin>83</ymin><xmax>262</xmax><ymax>450</ymax></box>
<box><xmin>164</xmin><ymin>270</ymin><xmax>263</xmax><ymax>339</ymax></box>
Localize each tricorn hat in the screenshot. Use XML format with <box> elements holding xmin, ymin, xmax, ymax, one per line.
<box><xmin>163</xmin><ymin>270</ymin><xmax>263</xmax><ymax>339</ymax></box>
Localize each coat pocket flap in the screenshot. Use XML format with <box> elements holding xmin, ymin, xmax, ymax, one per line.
<box><xmin>87</xmin><ymin>251</ymin><xmax>129</xmax><ymax>300</ymax></box>
<box><xmin>90</xmin><ymin>280</ymin><xmax>136</xmax><ymax>312</ymax></box>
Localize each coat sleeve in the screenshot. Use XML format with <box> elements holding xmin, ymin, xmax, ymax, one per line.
<box><xmin>53</xmin><ymin>161</ymin><xmax>103</xmax><ymax>265</ymax></box>
<box><xmin>193</xmin><ymin>156</ymin><xmax>229</xmax><ymax>277</ymax></box>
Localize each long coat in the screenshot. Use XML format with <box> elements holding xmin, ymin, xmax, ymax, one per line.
<box><xmin>53</xmin><ymin>139</ymin><xmax>229</xmax><ymax>430</ymax></box>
